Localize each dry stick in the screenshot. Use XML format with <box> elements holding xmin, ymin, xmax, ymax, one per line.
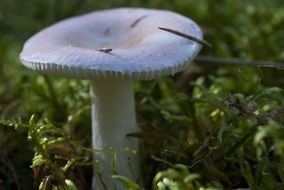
<box><xmin>177</xmin><ymin>56</ymin><xmax>284</xmax><ymax>89</ymax></box>
<box><xmin>195</xmin><ymin>56</ymin><xmax>284</xmax><ymax>68</ymax></box>
<box><xmin>158</xmin><ymin>27</ymin><xmax>212</xmax><ymax>47</ymax></box>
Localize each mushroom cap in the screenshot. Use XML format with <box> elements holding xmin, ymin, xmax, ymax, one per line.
<box><xmin>20</xmin><ymin>8</ymin><xmax>203</xmax><ymax>80</ymax></box>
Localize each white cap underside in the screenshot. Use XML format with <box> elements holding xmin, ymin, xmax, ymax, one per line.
<box><xmin>20</xmin><ymin>8</ymin><xmax>203</xmax><ymax>80</ymax></box>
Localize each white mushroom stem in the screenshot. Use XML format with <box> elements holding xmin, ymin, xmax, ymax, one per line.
<box><xmin>90</xmin><ymin>79</ymin><xmax>139</xmax><ymax>190</ymax></box>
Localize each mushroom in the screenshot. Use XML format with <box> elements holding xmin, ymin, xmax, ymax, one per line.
<box><xmin>20</xmin><ymin>8</ymin><xmax>203</xmax><ymax>190</ymax></box>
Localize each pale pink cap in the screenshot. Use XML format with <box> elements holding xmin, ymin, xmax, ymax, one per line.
<box><xmin>20</xmin><ymin>8</ymin><xmax>203</xmax><ymax>80</ymax></box>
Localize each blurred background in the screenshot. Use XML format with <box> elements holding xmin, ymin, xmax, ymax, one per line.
<box><xmin>1</xmin><ymin>0</ymin><xmax>284</xmax><ymax>189</ymax></box>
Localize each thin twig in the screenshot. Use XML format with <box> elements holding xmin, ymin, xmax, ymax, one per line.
<box><xmin>150</xmin><ymin>155</ymin><xmax>175</xmax><ymax>168</ymax></box>
<box><xmin>158</xmin><ymin>27</ymin><xmax>212</xmax><ymax>47</ymax></box>
<box><xmin>195</xmin><ymin>56</ymin><xmax>284</xmax><ymax>68</ymax></box>
<box><xmin>177</xmin><ymin>56</ymin><xmax>284</xmax><ymax>89</ymax></box>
